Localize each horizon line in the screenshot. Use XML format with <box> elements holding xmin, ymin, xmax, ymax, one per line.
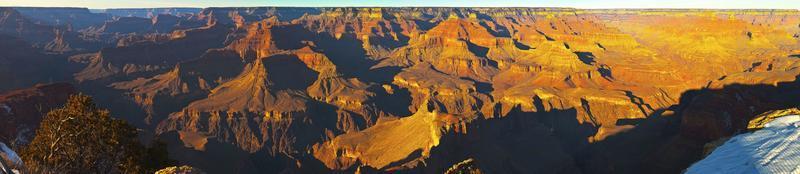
<box><xmin>4</xmin><ymin>6</ymin><xmax>800</xmax><ymax>10</ymax></box>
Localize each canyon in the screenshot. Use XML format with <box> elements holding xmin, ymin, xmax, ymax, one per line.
<box><xmin>1</xmin><ymin>6</ymin><xmax>800</xmax><ymax>173</ymax></box>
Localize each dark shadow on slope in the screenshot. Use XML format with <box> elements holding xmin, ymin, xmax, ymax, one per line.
<box><xmin>625</xmin><ymin>91</ymin><xmax>655</xmax><ymax>117</ymax></box>
<box><xmin>514</xmin><ymin>40</ymin><xmax>532</xmax><ymax>50</ymax></box>
<box><xmin>364</xmin><ymin>31</ymin><xmax>408</xmax><ymax>53</ymax></box>
<box><xmin>158</xmin><ymin>132</ymin><xmax>288</xmax><ymax>174</ymax></box>
<box><xmin>473</xmin><ymin>81</ymin><xmax>494</xmax><ymax>94</ymax></box>
<box><xmin>76</xmin><ymin>81</ymin><xmax>149</xmax><ymax>128</ymax></box>
<box><xmin>536</xmin><ymin>30</ymin><xmax>556</xmax><ymax>41</ymax></box>
<box><xmin>0</xmin><ymin>34</ymin><xmax>76</xmax><ymax>91</ymax></box>
<box><xmin>388</xmin><ymin>21</ymin><xmax>411</xmax><ymax>47</ymax></box>
<box><xmin>454</xmin><ymin>76</ymin><xmax>494</xmax><ymax>95</ymax></box>
<box><xmin>410</xmin><ymin>104</ymin><xmax>594</xmax><ymax>173</ymax></box>
<box><xmin>390</xmin><ymin>76</ymin><xmax>800</xmax><ymax>174</ymax></box>
<box><xmin>382</xmin><ymin>149</ymin><xmax>425</xmax><ymax>170</ymax></box>
<box><xmin>271</xmin><ymin>24</ymin><xmax>314</xmax><ymax>50</ymax></box>
<box><xmin>312</xmin><ymin>30</ymin><xmax>410</xmax><ymax>88</ymax></box>
<box><xmin>78</xmin><ymin>23</ymin><xmax>232</xmax><ymax>82</ymax></box>
<box><xmin>616</xmin><ymin>118</ymin><xmax>645</xmax><ymax>126</ymax></box>
<box><xmin>575</xmin><ymin>76</ymin><xmax>800</xmax><ymax>174</ymax></box>
<box><xmin>574</xmin><ymin>108</ymin><xmax>682</xmax><ymax>174</ymax></box>
<box><xmin>158</xmin><ymin>99</ymin><xmax>345</xmax><ymax>173</ymax></box>
<box><xmin>287</xmin><ymin>100</ymin><xmax>361</xmax><ymax>172</ymax></box>
<box><xmin>478</xmin><ymin>20</ymin><xmax>511</xmax><ymax>37</ymax></box>
<box><xmin>313</xmin><ymin>32</ymin><xmax>375</xmax><ymax>79</ymax></box>
<box><xmin>596</xmin><ymin>43</ymin><xmax>606</xmax><ymax>51</ymax></box>
<box><xmin>149</xmin><ymin>50</ymin><xmax>247</xmax><ymax>127</ymax></box>
<box><xmin>366</xmin><ymin>21</ymin><xmax>410</xmax><ymax>51</ymax></box>
<box><xmin>465</xmin><ymin>40</ymin><xmax>489</xmax><ymax>57</ymax></box>
<box><xmin>373</xmin><ymin>85</ymin><xmax>414</xmax><ymax>117</ymax></box>
<box><xmin>597</xmin><ymin>65</ymin><xmax>614</xmax><ymax>80</ymax></box>
<box><xmin>574</xmin><ymin>52</ymin><xmax>596</xmax><ymax>65</ymax></box>
<box><xmin>98</xmin><ymin>23</ymin><xmax>231</xmax><ymax>66</ymax></box>
<box><xmin>581</xmin><ymin>98</ymin><xmax>599</xmax><ymax>125</ymax></box>
<box><xmin>366</xmin><ymin>66</ymin><xmax>404</xmax><ymax>84</ymax></box>
<box><xmin>263</xmin><ymin>54</ymin><xmax>318</xmax><ymax>91</ymax></box>
<box><xmin>505</xmin><ymin>16</ymin><xmax>520</xmax><ymax>25</ymax></box>
<box><xmin>413</xmin><ymin>20</ymin><xmax>437</xmax><ymax>31</ymax></box>
<box><xmin>271</xmin><ymin>23</ymin><xmax>406</xmax><ymax>86</ymax></box>
<box><xmin>536</xmin><ymin>96</ymin><xmax>598</xmax><ymax>154</ymax></box>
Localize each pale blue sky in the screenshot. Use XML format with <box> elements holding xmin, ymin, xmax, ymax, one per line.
<box><xmin>1</xmin><ymin>0</ymin><xmax>799</xmax><ymax>9</ymax></box>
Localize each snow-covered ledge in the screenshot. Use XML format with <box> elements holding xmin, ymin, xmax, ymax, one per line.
<box><xmin>686</xmin><ymin>115</ymin><xmax>800</xmax><ymax>174</ymax></box>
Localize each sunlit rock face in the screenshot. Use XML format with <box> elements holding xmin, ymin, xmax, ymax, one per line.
<box><xmin>5</xmin><ymin>6</ymin><xmax>800</xmax><ymax>173</ymax></box>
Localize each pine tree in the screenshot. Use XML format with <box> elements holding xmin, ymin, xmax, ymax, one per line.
<box><xmin>21</xmin><ymin>94</ymin><xmax>170</xmax><ymax>173</ymax></box>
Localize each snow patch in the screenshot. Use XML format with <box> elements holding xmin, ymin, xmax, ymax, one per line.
<box><xmin>764</xmin><ymin>115</ymin><xmax>800</xmax><ymax>128</ymax></box>
<box><xmin>0</xmin><ymin>142</ymin><xmax>22</xmax><ymax>173</ymax></box>
<box><xmin>0</xmin><ymin>103</ymin><xmax>11</xmax><ymax>115</ymax></box>
<box><xmin>686</xmin><ymin>116</ymin><xmax>800</xmax><ymax>174</ymax></box>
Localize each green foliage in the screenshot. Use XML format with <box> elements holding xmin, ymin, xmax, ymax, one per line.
<box><xmin>21</xmin><ymin>94</ymin><xmax>173</xmax><ymax>173</ymax></box>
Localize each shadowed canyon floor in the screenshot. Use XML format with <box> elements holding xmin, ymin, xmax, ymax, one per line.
<box><xmin>2</xmin><ymin>7</ymin><xmax>800</xmax><ymax>173</ymax></box>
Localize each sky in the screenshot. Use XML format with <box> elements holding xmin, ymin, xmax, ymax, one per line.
<box><xmin>1</xmin><ymin>0</ymin><xmax>799</xmax><ymax>9</ymax></box>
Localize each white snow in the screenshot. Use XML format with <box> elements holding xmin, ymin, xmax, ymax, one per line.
<box><xmin>686</xmin><ymin>115</ymin><xmax>800</xmax><ymax>174</ymax></box>
<box><xmin>0</xmin><ymin>143</ymin><xmax>21</xmax><ymax>166</ymax></box>
<box><xmin>764</xmin><ymin>115</ymin><xmax>800</xmax><ymax>128</ymax></box>
<box><xmin>0</xmin><ymin>104</ymin><xmax>10</xmax><ymax>115</ymax></box>
<box><xmin>0</xmin><ymin>142</ymin><xmax>23</xmax><ymax>174</ymax></box>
